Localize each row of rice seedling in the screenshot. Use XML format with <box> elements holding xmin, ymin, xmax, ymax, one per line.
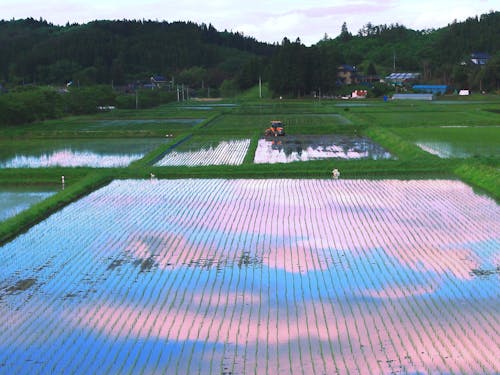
<box><xmin>155</xmin><ymin>139</ymin><xmax>250</xmax><ymax>166</ymax></box>
<box><xmin>0</xmin><ymin>179</ymin><xmax>498</xmax><ymax>374</ymax></box>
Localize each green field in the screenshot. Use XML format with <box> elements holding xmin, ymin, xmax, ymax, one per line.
<box><xmin>0</xmin><ymin>95</ymin><xmax>499</xmax><ymax>243</ymax></box>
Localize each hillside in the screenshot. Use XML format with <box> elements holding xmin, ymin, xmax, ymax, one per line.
<box><xmin>0</xmin><ymin>12</ymin><xmax>499</xmax><ymax>95</ymax></box>
<box><xmin>0</xmin><ymin>18</ymin><xmax>275</xmax><ymax>87</ymax></box>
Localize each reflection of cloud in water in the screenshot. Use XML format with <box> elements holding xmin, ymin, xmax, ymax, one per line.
<box><xmin>254</xmin><ymin>136</ymin><xmax>392</xmax><ymax>163</ymax></box>
<box><xmin>1</xmin><ymin>149</ymin><xmax>144</xmax><ymax>168</ymax></box>
<box><xmin>155</xmin><ymin>139</ymin><xmax>250</xmax><ymax>166</ymax></box>
<box><xmin>0</xmin><ymin>191</ymin><xmax>56</xmax><ymax>221</ymax></box>
<box><xmin>0</xmin><ymin>179</ymin><xmax>498</xmax><ymax>374</ymax></box>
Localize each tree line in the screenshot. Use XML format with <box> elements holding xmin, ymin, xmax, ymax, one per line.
<box><xmin>0</xmin><ymin>85</ymin><xmax>176</xmax><ymax>126</ymax></box>
<box><xmin>0</xmin><ymin>11</ymin><xmax>499</xmax><ymax>99</ymax></box>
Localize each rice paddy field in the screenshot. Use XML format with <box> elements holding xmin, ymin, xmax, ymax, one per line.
<box><xmin>0</xmin><ymin>186</ymin><xmax>58</xmax><ymax>222</ymax></box>
<box><xmin>254</xmin><ymin>135</ymin><xmax>393</xmax><ymax>164</ymax></box>
<box><xmin>155</xmin><ymin>137</ymin><xmax>251</xmax><ymax>166</ymax></box>
<box><xmin>0</xmin><ymin>96</ymin><xmax>499</xmax><ymax>374</ymax></box>
<box><xmin>0</xmin><ymin>179</ymin><xmax>499</xmax><ymax>374</ymax></box>
<box><xmin>392</xmin><ymin>126</ymin><xmax>500</xmax><ymax>158</ymax></box>
<box><xmin>0</xmin><ymin>138</ymin><xmax>169</xmax><ymax>168</ymax></box>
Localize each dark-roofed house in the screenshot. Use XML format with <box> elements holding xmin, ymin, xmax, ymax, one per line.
<box><xmin>337</xmin><ymin>65</ymin><xmax>358</xmax><ymax>85</ymax></box>
<box><xmin>150</xmin><ymin>75</ymin><xmax>168</xmax><ymax>87</ymax></box>
<box><xmin>470</xmin><ymin>53</ymin><xmax>490</xmax><ymax>66</ymax></box>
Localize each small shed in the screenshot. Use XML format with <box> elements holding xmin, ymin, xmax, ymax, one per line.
<box><xmin>352</xmin><ymin>90</ymin><xmax>368</xmax><ymax>98</ymax></box>
<box><xmin>392</xmin><ymin>93</ymin><xmax>434</xmax><ymax>101</ymax></box>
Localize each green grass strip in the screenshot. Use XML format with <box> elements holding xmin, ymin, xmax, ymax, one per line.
<box><xmin>454</xmin><ymin>162</ymin><xmax>500</xmax><ymax>201</ymax></box>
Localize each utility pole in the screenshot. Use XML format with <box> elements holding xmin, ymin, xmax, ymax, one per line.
<box><xmin>177</xmin><ymin>85</ymin><xmax>180</xmax><ymax>102</ymax></box>
<box><xmin>135</xmin><ymin>89</ymin><xmax>139</xmax><ymax>109</ymax></box>
<box><xmin>259</xmin><ymin>76</ymin><xmax>262</xmax><ymax>99</ymax></box>
<box><xmin>393</xmin><ymin>48</ymin><xmax>396</xmax><ymax>72</ymax></box>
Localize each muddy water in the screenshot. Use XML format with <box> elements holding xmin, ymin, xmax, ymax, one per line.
<box><xmin>0</xmin><ymin>179</ymin><xmax>498</xmax><ymax>374</ymax></box>
<box><xmin>254</xmin><ymin>135</ymin><xmax>393</xmax><ymax>163</ymax></box>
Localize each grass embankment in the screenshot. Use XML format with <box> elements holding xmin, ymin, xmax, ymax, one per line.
<box><xmin>0</xmin><ymin>171</ymin><xmax>112</xmax><ymax>245</ymax></box>
<box><xmin>0</xmin><ymin>168</ymin><xmax>95</xmax><ymax>185</ymax></box>
<box><xmin>454</xmin><ymin>163</ymin><xmax>500</xmax><ymax>201</ymax></box>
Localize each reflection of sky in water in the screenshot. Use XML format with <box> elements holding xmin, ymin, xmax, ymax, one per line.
<box><xmin>416</xmin><ymin>140</ymin><xmax>498</xmax><ymax>158</ymax></box>
<box><xmin>155</xmin><ymin>139</ymin><xmax>250</xmax><ymax>166</ymax></box>
<box><xmin>0</xmin><ymin>138</ymin><xmax>167</xmax><ymax>168</ymax></box>
<box><xmin>254</xmin><ymin>136</ymin><xmax>392</xmax><ymax>163</ymax></box>
<box><xmin>417</xmin><ymin>141</ymin><xmax>472</xmax><ymax>158</ymax></box>
<box><xmin>0</xmin><ymin>179</ymin><xmax>498</xmax><ymax>374</ymax></box>
<box><xmin>0</xmin><ymin>190</ymin><xmax>56</xmax><ymax>221</ymax></box>
<box><xmin>1</xmin><ymin>149</ymin><xmax>145</xmax><ymax>168</ymax></box>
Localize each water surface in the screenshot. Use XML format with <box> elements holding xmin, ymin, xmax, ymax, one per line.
<box><xmin>254</xmin><ymin>135</ymin><xmax>392</xmax><ymax>163</ymax></box>
<box><xmin>0</xmin><ymin>186</ymin><xmax>57</xmax><ymax>221</ymax></box>
<box><xmin>155</xmin><ymin>139</ymin><xmax>250</xmax><ymax>166</ymax></box>
<box><xmin>0</xmin><ymin>138</ymin><xmax>168</xmax><ymax>168</ymax></box>
<box><xmin>0</xmin><ymin>179</ymin><xmax>497</xmax><ymax>374</ymax></box>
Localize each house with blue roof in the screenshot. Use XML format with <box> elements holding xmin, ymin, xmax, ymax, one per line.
<box><xmin>413</xmin><ymin>85</ymin><xmax>448</xmax><ymax>95</ymax></box>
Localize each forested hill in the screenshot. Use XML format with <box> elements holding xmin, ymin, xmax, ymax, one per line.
<box><xmin>0</xmin><ymin>11</ymin><xmax>499</xmax><ymax>94</ymax></box>
<box><xmin>0</xmin><ymin>18</ymin><xmax>276</xmax><ymax>87</ymax></box>
<box><xmin>318</xmin><ymin>11</ymin><xmax>499</xmax><ymax>77</ymax></box>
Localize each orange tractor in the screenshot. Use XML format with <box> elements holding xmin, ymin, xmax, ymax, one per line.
<box><xmin>264</xmin><ymin>120</ymin><xmax>285</xmax><ymax>136</ymax></box>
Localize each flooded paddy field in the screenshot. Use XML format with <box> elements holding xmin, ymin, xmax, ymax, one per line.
<box><xmin>0</xmin><ymin>179</ymin><xmax>498</xmax><ymax>374</ymax></box>
<box><xmin>254</xmin><ymin>135</ymin><xmax>393</xmax><ymax>163</ymax></box>
<box><xmin>205</xmin><ymin>114</ymin><xmax>353</xmax><ymax>135</ymax></box>
<box><xmin>394</xmin><ymin>126</ymin><xmax>500</xmax><ymax>158</ymax></box>
<box><xmin>80</xmin><ymin>118</ymin><xmax>205</xmax><ymax>131</ymax></box>
<box><xmin>0</xmin><ymin>138</ymin><xmax>168</xmax><ymax>168</ymax></box>
<box><xmin>155</xmin><ymin>137</ymin><xmax>250</xmax><ymax>166</ymax></box>
<box><xmin>0</xmin><ymin>186</ymin><xmax>57</xmax><ymax>222</ymax></box>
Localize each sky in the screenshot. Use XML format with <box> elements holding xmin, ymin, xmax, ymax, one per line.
<box><xmin>1</xmin><ymin>0</ymin><xmax>497</xmax><ymax>45</ymax></box>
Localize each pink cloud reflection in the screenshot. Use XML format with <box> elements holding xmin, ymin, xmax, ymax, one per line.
<box><xmin>66</xmin><ymin>294</ymin><xmax>499</xmax><ymax>374</ymax></box>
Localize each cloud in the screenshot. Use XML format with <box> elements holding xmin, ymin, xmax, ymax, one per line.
<box><xmin>1</xmin><ymin>0</ymin><xmax>497</xmax><ymax>45</ymax></box>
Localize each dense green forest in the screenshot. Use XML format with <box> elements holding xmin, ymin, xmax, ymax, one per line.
<box><xmin>0</xmin><ymin>18</ymin><xmax>275</xmax><ymax>88</ymax></box>
<box><xmin>0</xmin><ymin>11</ymin><xmax>499</xmax><ymax>99</ymax></box>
